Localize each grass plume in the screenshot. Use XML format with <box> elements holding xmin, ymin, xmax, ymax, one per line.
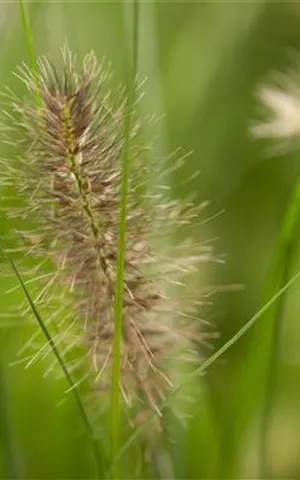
<box><xmin>1</xmin><ymin>45</ymin><xmax>213</xmax><ymax>477</ymax></box>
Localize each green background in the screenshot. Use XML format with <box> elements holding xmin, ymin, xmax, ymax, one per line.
<box><xmin>1</xmin><ymin>1</ymin><xmax>300</xmax><ymax>478</ymax></box>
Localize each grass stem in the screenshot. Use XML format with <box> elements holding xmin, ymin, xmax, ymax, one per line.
<box><xmin>110</xmin><ymin>1</ymin><xmax>139</xmax><ymax>478</ymax></box>
<box><xmin>19</xmin><ymin>0</ymin><xmax>41</xmax><ymax>108</ymax></box>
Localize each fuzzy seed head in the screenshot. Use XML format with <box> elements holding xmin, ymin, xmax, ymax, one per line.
<box><xmin>2</xmin><ymin>46</ymin><xmax>213</xmax><ymax>423</ymax></box>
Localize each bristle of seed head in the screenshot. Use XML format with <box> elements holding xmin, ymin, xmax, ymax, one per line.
<box><xmin>2</xmin><ymin>46</ymin><xmax>214</xmax><ymax>423</ymax></box>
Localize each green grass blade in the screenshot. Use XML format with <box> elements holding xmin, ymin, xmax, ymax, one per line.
<box><xmin>259</xmin><ymin>175</ymin><xmax>300</xmax><ymax>477</ymax></box>
<box><xmin>19</xmin><ymin>0</ymin><xmax>41</xmax><ymax>108</ymax></box>
<box><xmin>110</xmin><ymin>1</ymin><xmax>140</xmax><ymax>478</ymax></box>
<box><xmin>0</xmin><ymin>360</ymin><xmax>20</xmax><ymax>479</ymax></box>
<box><xmin>0</xmin><ymin>237</ymin><xmax>105</xmax><ymax>478</ymax></box>
<box><xmin>108</xmin><ymin>270</ymin><xmax>300</xmax><ymax>473</ymax></box>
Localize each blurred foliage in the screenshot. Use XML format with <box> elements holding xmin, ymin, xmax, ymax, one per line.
<box><xmin>1</xmin><ymin>1</ymin><xmax>300</xmax><ymax>478</ymax></box>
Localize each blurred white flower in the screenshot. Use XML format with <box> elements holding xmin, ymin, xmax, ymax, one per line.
<box><xmin>252</xmin><ymin>86</ymin><xmax>300</xmax><ymax>140</ymax></box>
